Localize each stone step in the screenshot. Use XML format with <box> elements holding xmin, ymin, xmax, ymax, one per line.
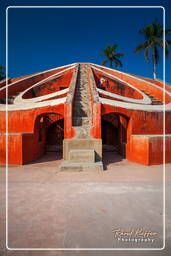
<box><xmin>74</xmin><ymin>100</ymin><xmax>89</xmax><ymax>104</ymax></box>
<box><xmin>73</xmin><ymin>117</ymin><xmax>90</xmax><ymax>126</ymax></box>
<box><xmin>140</xmin><ymin>90</ymin><xmax>163</xmax><ymax>105</ymax></box>
<box><xmin>59</xmin><ymin>161</ymin><xmax>103</xmax><ymax>172</ymax></box>
<box><xmin>73</xmin><ymin>109</ymin><xmax>90</xmax><ymax>115</ymax></box>
<box><xmin>63</xmin><ymin>138</ymin><xmax>102</xmax><ymax>162</ymax></box>
<box><xmin>69</xmin><ymin>149</ymin><xmax>95</xmax><ymax>163</ymax></box>
<box><xmin>72</xmin><ymin>109</ymin><xmax>89</xmax><ymax>117</ymax></box>
<box><xmin>73</xmin><ymin>126</ymin><xmax>91</xmax><ymax>139</ymax></box>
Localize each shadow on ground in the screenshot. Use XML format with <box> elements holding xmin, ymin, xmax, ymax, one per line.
<box><xmin>102</xmin><ymin>151</ymin><xmax>124</xmax><ymax>170</ymax></box>
<box><xmin>27</xmin><ymin>150</ymin><xmax>124</xmax><ymax>171</ymax></box>
<box><xmin>27</xmin><ymin>151</ymin><xmax>62</xmax><ymax>165</ymax></box>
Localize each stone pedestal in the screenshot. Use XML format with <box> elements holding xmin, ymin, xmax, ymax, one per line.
<box><xmin>63</xmin><ymin>138</ymin><xmax>102</xmax><ymax>161</ymax></box>
<box><xmin>59</xmin><ymin>138</ymin><xmax>103</xmax><ymax>171</ymax></box>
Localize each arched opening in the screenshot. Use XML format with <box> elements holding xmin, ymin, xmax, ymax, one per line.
<box><xmin>102</xmin><ymin>119</ymin><xmax>119</xmax><ymax>152</ymax></box>
<box><xmin>46</xmin><ymin>118</ymin><xmax>64</xmax><ymax>154</ymax></box>
<box><xmin>33</xmin><ymin>113</ymin><xmax>64</xmax><ymax>163</ymax></box>
<box><xmin>102</xmin><ymin>113</ymin><xmax>129</xmax><ymax>168</ymax></box>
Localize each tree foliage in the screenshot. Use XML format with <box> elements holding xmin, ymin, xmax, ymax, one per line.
<box><xmin>0</xmin><ymin>65</ymin><xmax>5</xmax><ymax>81</ymax></box>
<box><xmin>101</xmin><ymin>45</ymin><xmax>125</xmax><ymax>69</ymax></box>
<box><xmin>134</xmin><ymin>19</ymin><xmax>171</xmax><ymax>79</ymax></box>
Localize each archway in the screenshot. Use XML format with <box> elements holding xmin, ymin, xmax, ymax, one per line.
<box><xmin>34</xmin><ymin>113</ymin><xmax>64</xmax><ymax>162</ymax></box>
<box><xmin>102</xmin><ymin>119</ymin><xmax>119</xmax><ymax>152</ymax></box>
<box><xmin>46</xmin><ymin>118</ymin><xmax>64</xmax><ymax>154</ymax></box>
<box><xmin>102</xmin><ymin>113</ymin><xmax>129</xmax><ymax>167</ymax></box>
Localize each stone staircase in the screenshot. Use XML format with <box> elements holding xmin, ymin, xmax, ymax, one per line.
<box><xmin>140</xmin><ymin>89</ymin><xmax>163</xmax><ymax>105</ymax></box>
<box><xmin>59</xmin><ymin>64</ymin><xmax>103</xmax><ymax>171</ymax></box>
<box><xmin>72</xmin><ymin>64</ymin><xmax>92</xmax><ymax>139</ymax></box>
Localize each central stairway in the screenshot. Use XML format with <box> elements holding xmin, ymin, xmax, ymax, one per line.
<box><xmin>72</xmin><ymin>64</ymin><xmax>91</xmax><ymax>138</ymax></box>
<box><xmin>60</xmin><ymin>64</ymin><xmax>103</xmax><ymax>171</ymax></box>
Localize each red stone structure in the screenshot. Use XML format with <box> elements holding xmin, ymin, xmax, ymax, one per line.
<box><xmin>0</xmin><ymin>63</ymin><xmax>171</xmax><ymax>168</ymax></box>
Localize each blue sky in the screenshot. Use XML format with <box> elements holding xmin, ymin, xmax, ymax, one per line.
<box><xmin>0</xmin><ymin>0</ymin><xmax>171</xmax><ymax>82</ymax></box>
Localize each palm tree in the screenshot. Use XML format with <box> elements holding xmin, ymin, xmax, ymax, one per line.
<box><xmin>101</xmin><ymin>45</ymin><xmax>125</xmax><ymax>69</ymax></box>
<box><xmin>0</xmin><ymin>65</ymin><xmax>5</xmax><ymax>81</ymax></box>
<box><xmin>134</xmin><ymin>19</ymin><xmax>171</xmax><ymax>80</ymax></box>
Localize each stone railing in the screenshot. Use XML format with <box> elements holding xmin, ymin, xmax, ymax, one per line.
<box><xmin>88</xmin><ymin>67</ymin><xmax>101</xmax><ymax>139</ymax></box>
<box><xmin>64</xmin><ymin>64</ymin><xmax>79</xmax><ymax>138</ymax></box>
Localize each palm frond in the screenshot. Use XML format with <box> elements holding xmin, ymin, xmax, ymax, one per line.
<box><xmin>113</xmin><ymin>58</ymin><xmax>122</xmax><ymax>68</ymax></box>
<box><xmin>165</xmin><ymin>29</ymin><xmax>171</xmax><ymax>35</ymax></box>
<box><xmin>115</xmin><ymin>53</ymin><xmax>125</xmax><ymax>57</ymax></box>
<box><xmin>101</xmin><ymin>44</ymin><xmax>124</xmax><ymax>69</ymax></box>
<box><xmin>155</xmin><ymin>39</ymin><xmax>163</xmax><ymax>48</ymax></box>
<box><xmin>135</xmin><ymin>19</ymin><xmax>171</xmax><ymax>79</ymax></box>
<box><xmin>134</xmin><ymin>42</ymin><xmax>149</xmax><ymax>53</ymax></box>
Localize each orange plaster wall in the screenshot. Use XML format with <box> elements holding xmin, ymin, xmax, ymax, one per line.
<box><xmin>126</xmin><ymin>135</ymin><xmax>171</xmax><ymax>165</ymax></box>
<box><xmin>22</xmin><ymin>134</ymin><xmax>45</xmax><ymax>164</ymax></box>
<box><xmin>166</xmin><ymin>137</ymin><xmax>171</xmax><ymax>163</ymax></box>
<box><xmin>166</xmin><ymin>113</ymin><xmax>171</xmax><ymax>134</ymax></box>
<box><xmin>64</xmin><ymin>103</ymin><xmax>75</xmax><ymax>139</ymax></box>
<box><xmin>101</xmin><ymin>104</ymin><xmax>132</xmax><ymax>118</ymax></box>
<box><xmin>0</xmin><ymin>104</ymin><xmax>64</xmax><ymax>133</ymax></box>
<box><xmin>149</xmin><ymin>136</ymin><xmax>171</xmax><ymax>164</ymax></box>
<box><xmin>0</xmin><ymin>121</ymin><xmax>46</xmax><ymax>165</ymax></box>
<box><xmin>90</xmin><ymin>103</ymin><xmax>101</xmax><ymax>139</ymax></box>
<box><xmin>149</xmin><ymin>137</ymin><xmax>163</xmax><ymax>165</ymax></box>
<box><xmin>0</xmin><ymin>134</ymin><xmax>23</xmax><ymax>165</ymax></box>
<box><xmin>126</xmin><ymin>135</ymin><xmax>149</xmax><ymax>165</ymax></box>
<box><xmin>0</xmin><ymin>105</ymin><xmax>65</xmax><ymax>165</ymax></box>
<box><xmin>101</xmin><ymin>104</ymin><xmax>165</xmax><ymax>135</ymax></box>
<box><xmin>131</xmin><ymin>111</ymin><xmax>164</xmax><ymax>135</ymax></box>
<box><xmin>0</xmin><ymin>111</ymin><xmax>6</xmax><ymax>132</ymax></box>
<box><xmin>0</xmin><ymin>133</ymin><xmax>46</xmax><ymax>165</ymax></box>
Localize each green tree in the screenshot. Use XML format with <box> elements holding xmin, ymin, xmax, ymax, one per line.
<box><xmin>0</xmin><ymin>65</ymin><xmax>5</xmax><ymax>81</ymax></box>
<box><xmin>134</xmin><ymin>19</ymin><xmax>171</xmax><ymax>80</ymax></box>
<box><xmin>101</xmin><ymin>45</ymin><xmax>125</xmax><ymax>69</ymax></box>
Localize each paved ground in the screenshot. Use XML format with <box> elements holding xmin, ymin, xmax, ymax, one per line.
<box><xmin>0</xmin><ymin>152</ymin><xmax>171</xmax><ymax>256</ymax></box>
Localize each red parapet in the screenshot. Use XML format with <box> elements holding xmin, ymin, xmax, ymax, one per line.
<box><xmin>90</xmin><ymin>102</ymin><xmax>101</xmax><ymax>139</ymax></box>
<box><xmin>64</xmin><ymin>102</ymin><xmax>75</xmax><ymax>139</ymax></box>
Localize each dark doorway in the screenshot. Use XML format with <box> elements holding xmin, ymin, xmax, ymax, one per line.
<box><xmin>32</xmin><ymin>113</ymin><xmax>64</xmax><ymax>163</ymax></box>
<box><xmin>102</xmin><ymin>113</ymin><xmax>129</xmax><ymax>169</ymax></box>
<box><xmin>46</xmin><ymin>118</ymin><xmax>64</xmax><ymax>154</ymax></box>
<box><xmin>102</xmin><ymin>119</ymin><xmax>119</xmax><ymax>152</ymax></box>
